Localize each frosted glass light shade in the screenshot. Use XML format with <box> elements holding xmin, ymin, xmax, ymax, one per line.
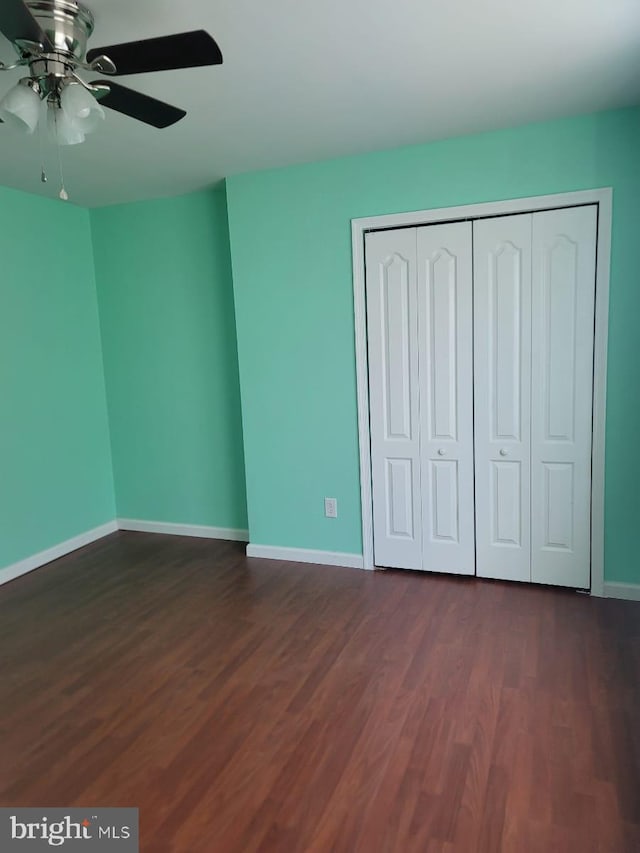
<box><xmin>0</xmin><ymin>82</ymin><xmax>41</xmax><ymax>133</ymax></box>
<box><xmin>47</xmin><ymin>101</ymin><xmax>85</xmax><ymax>146</ymax></box>
<box><xmin>61</xmin><ymin>82</ymin><xmax>104</xmax><ymax>133</ymax></box>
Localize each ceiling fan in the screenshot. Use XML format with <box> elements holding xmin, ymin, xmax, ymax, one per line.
<box><xmin>0</xmin><ymin>0</ymin><xmax>223</xmax><ymax>143</ymax></box>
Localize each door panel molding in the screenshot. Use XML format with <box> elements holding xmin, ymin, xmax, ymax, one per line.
<box><xmin>366</xmin><ymin>228</ymin><xmax>423</xmax><ymax>570</ymax></box>
<box><xmin>418</xmin><ymin>221</ymin><xmax>475</xmax><ymax>575</ymax></box>
<box><xmin>531</xmin><ymin>205</ymin><xmax>597</xmax><ymax>588</ymax></box>
<box><xmin>474</xmin><ymin>214</ymin><xmax>532</xmax><ymax>583</ymax></box>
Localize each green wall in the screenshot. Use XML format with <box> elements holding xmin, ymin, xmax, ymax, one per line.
<box><xmin>226</xmin><ymin>106</ymin><xmax>640</xmax><ymax>583</ymax></box>
<box><xmin>91</xmin><ymin>188</ymin><xmax>247</xmax><ymax>530</ymax></box>
<box><xmin>3</xmin><ymin>106</ymin><xmax>638</xmax><ymax>585</ymax></box>
<box><xmin>0</xmin><ymin>185</ymin><xmax>115</xmax><ymax>570</ymax></box>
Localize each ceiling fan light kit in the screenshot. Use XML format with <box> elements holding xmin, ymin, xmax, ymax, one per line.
<box><xmin>0</xmin><ymin>0</ymin><xmax>223</xmax><ymax>196</ymax></box>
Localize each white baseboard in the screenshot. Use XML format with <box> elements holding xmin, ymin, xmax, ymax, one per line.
<box><xmin>246</xmin><ymin>543</ymin><xmax>366</xmax><ymax>570</ymax></box>
<box><xmin>117</xmin><ymin>518</ymin><xmax>249</xmax><ymax>542</ymax></box>
<box><xmin>0</xmin><ymin>521</ymin><xmax>118</xmax><ymax>588</ymax></box>
<box><xmin>603</xmin><ymin>582</ymin><xmax>640</xmax><ymax>602</ymax></box>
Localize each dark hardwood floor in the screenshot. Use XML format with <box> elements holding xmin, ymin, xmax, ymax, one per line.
<box><xmin>0</xmin><ymin>532</ymin><xmax>638</xmax><ymax>852</ymax></box>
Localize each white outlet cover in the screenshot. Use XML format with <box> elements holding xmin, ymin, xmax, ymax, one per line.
<box><xmin>324</xmin><ymin>498</ymin><xmax>338</xmax><ymax>518</ymax></box>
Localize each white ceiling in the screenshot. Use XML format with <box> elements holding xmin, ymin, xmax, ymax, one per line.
<box><xmin>0</xmin><ymin>0</ymin><xmax>639</xmax><ymax>207</ymax></box>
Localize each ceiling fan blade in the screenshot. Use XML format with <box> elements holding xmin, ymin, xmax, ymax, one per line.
<box><xmin>92</xmin><ymin>81</ymin><xmax>186</xmax><ymax>129</ymax></box>
<box><xmin>0</xmin><ymin>0</ymin><xmax>53</xmax><ymax>51</ymax></box>
<box><xmin>87</xmin><ymin>30</ymin><xmax>222</xmax><ymax>76</ymax></box>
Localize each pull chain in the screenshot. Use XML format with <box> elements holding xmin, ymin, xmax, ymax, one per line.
<box><xmin>53</xmin><ymin>107</ymin><xmax>68</xmax><ymax>201</ymax></box>
<box><xmin>38</xmin><ymin>102</ymin><xmax>47</xmax><ymax>184</ymax></box>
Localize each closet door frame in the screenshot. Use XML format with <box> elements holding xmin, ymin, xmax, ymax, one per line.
<box><xmin>352</xmin><ymin>188</ymin><xmax>612</xmax><ymax>595</ymax></box>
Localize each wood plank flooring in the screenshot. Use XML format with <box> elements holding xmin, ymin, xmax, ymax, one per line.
<box><xmin>0</xmin><ymin>532</ymin><xmax>638</xmax><ymax>852</ymax></box>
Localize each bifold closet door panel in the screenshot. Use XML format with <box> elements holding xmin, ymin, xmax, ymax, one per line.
<box><xmin>365</xmin><ymin>228</ymin><xmax>422</xmax><ymax>569</ymax></box>
<box><xmin>417</xmin><ymin>222</ymin><xmax>475</xmax><ymax>574</ymax></box>
<box><xmin>531</xmin><ymin>206</ymin><xmax>597</xmax><ymax>588</ymax></box>
<box><xmin>473</xmin><ymin>214</ymin><xmax>532</xmax><ymax>582</ymax></box>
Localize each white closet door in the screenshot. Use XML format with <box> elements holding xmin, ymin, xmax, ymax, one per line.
<box><xmin>417</xmin><ymin>222</ymin><xmax>475</xmax><ymax>574</ymax></box>
<box><xmin>531</xmin><ymin>206</ymin><xmax>597</xmax><ymax>588</ymax></box>
<box><xmin>474</xmin><ymin>215</ymin><xmax>532</xmax><ymax>582</ymax></box>
<box><xmin>366</xmin><ymin>228</ymin><xmax>422</xmax><ymax>569</ymax></box>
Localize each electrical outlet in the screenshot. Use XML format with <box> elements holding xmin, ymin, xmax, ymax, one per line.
<box><xmin>324</xmin><ymin>497</ymin><xmax>338</xmax><ymax>518</ymax></box>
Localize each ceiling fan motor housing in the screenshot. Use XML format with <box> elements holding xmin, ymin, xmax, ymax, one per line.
<box><xmin>26</xmin><ymin>0</ymin><xmax>94</xmax><ymax>59</ymax></box>
<box><xmin>23</xmin><ymin>0</ymin><xmax>94</xmax><ymax>96</ymax></box>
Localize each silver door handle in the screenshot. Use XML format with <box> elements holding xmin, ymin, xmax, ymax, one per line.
<box><xmin>499</xmin><ymin>448</ymin><xmax>509</xmax><ymax>456</ymax></box>
<box><xmin>437</xmin><ymin>448</ymin><xmax>446</xmax><ymax>456</ymax></box>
